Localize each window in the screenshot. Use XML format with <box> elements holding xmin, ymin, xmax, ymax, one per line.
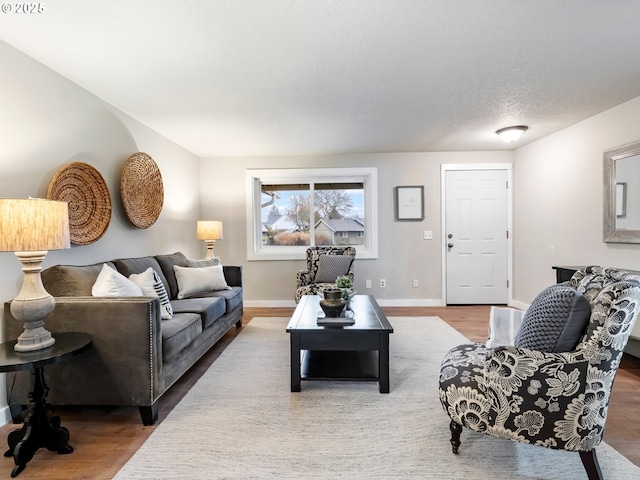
<box><xmin>246</xmin><ymin>168</ymin><xmax>378</xmax><ymax>260</ymax></box>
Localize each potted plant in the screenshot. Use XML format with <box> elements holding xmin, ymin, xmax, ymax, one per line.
<box><xmin>335</xmin><ymin>275</ymin><xmax>354</xmax><ymax>300</ymax></box>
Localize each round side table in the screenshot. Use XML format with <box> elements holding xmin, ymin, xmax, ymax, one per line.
<box><xmin>0</xmin><ymin>332</ymin><xmax>92</xmax><ymax>477</ymax></box>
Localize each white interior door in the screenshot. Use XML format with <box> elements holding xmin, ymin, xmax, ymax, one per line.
<box><xmin>445</xmin><ymin>168</ymin><xmax>508</xmax><ymax>304</ymax></box>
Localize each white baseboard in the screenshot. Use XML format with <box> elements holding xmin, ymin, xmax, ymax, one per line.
<box><xmin>375</xmin><ymin>298</ymin><xmax>446</xmax><ymax>307</ymax></box>
<box><xmin>509</xmin><ymin>300</ymin><xmax>529</xmax><ymax>311</ymax></box>
<box><xmin>0</xmin><ymin>405</ymin><xmax>11</xmax><ymax>427</ymax></box>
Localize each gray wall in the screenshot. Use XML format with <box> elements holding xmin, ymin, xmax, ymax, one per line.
<box><xmin>0</xmin><ymin>40</ymin><xmax>204</xmax><ymax>419</ymax></box>
<box><xmin>513</xmin><ymin>95</ymin><xmax>640</xmax><ymax>338</ymax></box>
<box><xmin>199</xmin><ymin>152</ymin><xmax>512</xmax><ymax>306</ymax></box>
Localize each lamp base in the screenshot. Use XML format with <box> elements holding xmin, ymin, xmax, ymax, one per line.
<box><xmin>204</xmin><ymin>240</ymin><xmax>216</xmax><ymax>260</ymax></box>
<box><xmin>10</xmin><ymin>251</ymin><xmax>57</xmax><ymax>352</ymax></box>
<box><xmin>15</xmin><ymin>325</ymin><xmax>55</xmax><ymax>352</ymax></box>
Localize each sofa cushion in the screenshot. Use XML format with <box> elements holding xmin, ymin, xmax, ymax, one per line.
<box><xmin>171</xmin><ymin>297</ymin><xmax>226</xmax><ymax>328</ymax></box>
<box><xmin>190</xmin><ymin>286</ymin><xmax>243</xmax><ymax>314</ymax></box>
<box><xmin>161</xmin><ymin>312</ymin><xmax>202</xmax><ymax>361</ymax></box>
<box><xmin>92</xmin><ymin>264</ymin><xmax>144</xmax><ymax>297</ymax></box>
<box><xmin>314</xmin><ymin>254</ymin><xmax>353</xmax><ymax>283</ymax></box>
<box><xmin>112</xmin><ymin>256</ymin><xmax>171</xmax><ymax>295</ymax></box>
<box><xmin>515</xmin><ymin>284</ymin><xmax>591</xmax><ymax>352</ymax></box>
<box><xmin>129</xmin><ymin>267</ymin><xmax>174</xmax><ymax>320</ymax></box>
<box><xmin>155</xmin><ymin>252</ymin><xmax>189</xmax><ymax>299</ymax></box>
<box><xmin>41</xmin><ymin>262</ymin><xmax>116</xmax><ymax>296</ymax></box>
<box><xmin>173</xmin><ymin>265</ymin><xmax>230</xmax><ymax>299</ymax></box>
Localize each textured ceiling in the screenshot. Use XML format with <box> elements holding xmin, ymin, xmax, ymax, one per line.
<box><xmin>2</xmin><ymin>1</ymin><xmax>640</xmax><ymax>157</ymax></box>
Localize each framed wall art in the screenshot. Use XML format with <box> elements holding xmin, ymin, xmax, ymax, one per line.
<box><xmin>394</xmin><ymin>185</ymin><xmax>424</xmax><ymax>221</ymax></box>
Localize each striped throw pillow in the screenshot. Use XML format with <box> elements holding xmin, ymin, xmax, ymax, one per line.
<box><xmin>129</xmin><ymin>267</ymin><xmax>174</xmax><ymax>320</ymax></box>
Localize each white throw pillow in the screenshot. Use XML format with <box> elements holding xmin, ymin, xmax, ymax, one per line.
<box><xmin>173</xmin><ymin>264</ymin><xmax>230</xmax><ymax>299</ymax></box>
<box><xmin>92</xmin><ymin>263</ymin><xmax>143</xmax><ymax>297</ymax></box>
<box><xmin>486</xmin><ymin>306</ymin><xmax>525</xmax><ymax>348</ymax></box>
<box><xmin>129</xmin><ymin>267</ymin><xmax>174</xmax><ymax>320</ymax></box>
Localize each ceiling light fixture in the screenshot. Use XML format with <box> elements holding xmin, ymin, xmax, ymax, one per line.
<box><xmin>496</xmin><ymin>125</ymin><xmax>528</xmax><ymax>143</ymax></box>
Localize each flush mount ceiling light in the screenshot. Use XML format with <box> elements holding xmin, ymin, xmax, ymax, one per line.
<box><xmin>496</xmin><ymin>125</ymin><xmax>528</xmax><ymax>143</ymax></box>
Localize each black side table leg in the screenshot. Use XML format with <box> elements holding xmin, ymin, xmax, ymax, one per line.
<box><xmin>5</xmin><ymin>367</ymin><xmax>73</xmax><ymax>477</ymax></box>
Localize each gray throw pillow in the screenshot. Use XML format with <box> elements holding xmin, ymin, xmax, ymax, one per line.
<box><xmin>314</xmin><ymin>255</ymin><xmax>353</xmax><ymax>283</ymax></box>
<box><xmin>515</xmin><ymin>284</ymin><xmax>591</xmax><ymax>352</ymax></box>
<box><xmin>187</xmin><ymin>257</ymin><xmax>220</xmax><ymax>267</ymax></box>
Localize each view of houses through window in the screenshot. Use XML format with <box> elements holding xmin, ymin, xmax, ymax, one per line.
<box><xmin>261</xmin><ymin>182</ymin><xmax>365</xmax><ymax>247</ymax></box>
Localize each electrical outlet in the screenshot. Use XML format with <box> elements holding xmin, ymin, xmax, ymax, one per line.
<box><xmin>380</xmin><ymin>279</ymin><xmax>386</xmax><ymax>288</ymax></box>
<box><xmin>365</xmin><ymin>279</ymin><xmax>372</xmax><ymax>289</ymax></box>
<box><xmin>413</xmin><ymin>279</ymin><xmax>419</xmax><ymax>288</ymax></box>
<box><xmin>424</xmin><ymin>230</ymin><xmax>433</xmax><ymax>240</ymax></box>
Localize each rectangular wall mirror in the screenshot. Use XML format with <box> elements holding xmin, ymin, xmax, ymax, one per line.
<box><xmin>604</xmin><ymin>140</ymin><xmax>640</xmax><ymax>243</ymax></box>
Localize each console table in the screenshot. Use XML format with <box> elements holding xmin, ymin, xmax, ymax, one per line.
<box><xmin>551</xmin><ymin>266</ymin><xmax>581</xmax><ymax>283</ymax></box>
<box><xmin>0</xmin><ymin>332</ymin><xmax>92</xmax><ymax>477</ymax></box>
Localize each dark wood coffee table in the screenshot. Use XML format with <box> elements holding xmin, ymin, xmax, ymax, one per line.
<box><xmin>286</xmin><ymin>295</ymin><xmax>393</xmax><ymax>393</ymax></box>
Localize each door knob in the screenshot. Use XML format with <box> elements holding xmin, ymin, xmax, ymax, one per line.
<box><xmin>448</xmin><ymin>243</ymin><xmax>454</xmax><ymax>248</ymax></box>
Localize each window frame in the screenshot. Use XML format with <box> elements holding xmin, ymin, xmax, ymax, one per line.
<box><xmin>246</xmin><ymin>167</ymin><xmax>378</xmax><ymax>260</ymax></box>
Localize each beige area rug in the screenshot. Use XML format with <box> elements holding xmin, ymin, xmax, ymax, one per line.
<box><xmin>114</xmin><ymin>317</ymin><xmax>640</xmax><ymax>479</ymax></box>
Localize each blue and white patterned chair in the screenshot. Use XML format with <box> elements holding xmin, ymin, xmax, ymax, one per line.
<box><xmin>294</xmin><ymin>246</ymin><xmax>355</xmax><ymax>303</ymax></box>
<box><xmin>439</xmin><ymin>266</ymin><xmax>640</xmax><ymax>480</ymax></box>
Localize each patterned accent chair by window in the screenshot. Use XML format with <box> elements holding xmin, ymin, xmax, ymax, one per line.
<box><xmin>295</xmin><ymin>246</ymin><xmax>356</xmax><ymax>303</ymax></box>
<box><xmin>439</xmin><ymin>266</ymin><xmax>640</xmax><ymax>480</ymax></box>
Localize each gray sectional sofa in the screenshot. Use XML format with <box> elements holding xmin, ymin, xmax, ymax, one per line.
<box><xmin>3</xmin><ymin>251</ymin><xmax>243</xmax><ymax>425</ymax></box>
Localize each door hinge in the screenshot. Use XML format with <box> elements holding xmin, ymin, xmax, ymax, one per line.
<box><xmin>507</xmin><ymin>279</ymin><xmax>509</xmax><ymax>288</ymax></box>
<box><xmin>506</xmin><ymin>230</ymin><xmax>509</xmax><ymax>239</ymax></box>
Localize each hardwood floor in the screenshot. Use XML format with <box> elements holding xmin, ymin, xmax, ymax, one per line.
<box><xmin>0</xmin><ymin>306</ymin><xmax>638</xmax><ymax>479</ymax></box>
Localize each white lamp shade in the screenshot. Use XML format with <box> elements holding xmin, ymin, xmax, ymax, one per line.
<box><xmin>0</xmin><ymin>198</ymin><xmax>70</xmax><ymax>252</ymax></box>
<box><xmin>197</xmin><ymin>220</ymin><xmax>223</xmax><ymax>241</ymax></box>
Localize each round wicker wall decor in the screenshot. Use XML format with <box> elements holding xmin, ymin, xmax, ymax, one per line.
<box><xmin>47</xmin><ymin>162</ymin><xmax>112</xmax><ymax>245</ymax></box>
<box><xmin>121</xmin><ymin>152</ymin><xmax>164</xmax><ymax>229</ymax></box>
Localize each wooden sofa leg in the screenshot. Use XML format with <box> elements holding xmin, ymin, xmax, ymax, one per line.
<box><xmin>579</xmin><ymin>450</ymin><xmax>603</xmax><ymax>480</ymax></box>
<box><xmin>139</xmin><ymin>403</ymin><xmax>158</xmax><ymax>426</ymax></box>
<box><xmin>449</xmin><ymin>420</ymin><xmax>462</xmax><ymax>454</ymax></box>
<box><xmin>235</xmin><ymin>319</ymin><xmax>242</xmax><ymax>328</ymax></box>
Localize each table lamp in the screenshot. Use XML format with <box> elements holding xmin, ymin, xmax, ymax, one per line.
<box><xmin>0</xmin><ymin>198</ymin><xmax>70</xmax><ymax>352</ymax></box>
<box><xmin>196</xmin><ymin>220</ymin><xmax>223</xmax><ymax>259</ymax></box>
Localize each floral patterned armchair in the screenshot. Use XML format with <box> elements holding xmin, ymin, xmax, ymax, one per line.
<box><xmin>439</xmin><ymin>267</ymin><xmax>640</xmax><ymax>480</ymax></box>
<box><xmin>295</xmin><ymin>246</ymin><xmax>355</xmax><ymax>303</ymax></box>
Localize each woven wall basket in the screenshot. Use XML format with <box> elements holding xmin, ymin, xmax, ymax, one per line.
<box><xmin>47</xmin><ymin>162</ymin><xmax>112</xmax><ymax>245</ymax></box>
<box><xmin>121</xmin><ymin>152</ymin><xmax>164</xmax><ymax>229</ymax></box>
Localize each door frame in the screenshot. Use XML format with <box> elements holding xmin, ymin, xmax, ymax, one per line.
<box><xmin>440</xmin><ymin>163</ymin><xmax>513</xmax><ymax>305</ymax></box>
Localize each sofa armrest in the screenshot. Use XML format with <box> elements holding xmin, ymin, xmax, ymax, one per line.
<box><xmin>223</xmin><ymin>266</ymin><xmax>242</xmax><ymax>287</ymax></box>
<box><xmin>3</xmin><ymin>297</ymin><xmax>163</xmax><ymax>407</ymax></box>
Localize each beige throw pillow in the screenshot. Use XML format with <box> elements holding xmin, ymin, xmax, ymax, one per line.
<box><xmin>173</xmin><ymin>264</ymin><xmax>230</xmax><ymax>299</ymax></box>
